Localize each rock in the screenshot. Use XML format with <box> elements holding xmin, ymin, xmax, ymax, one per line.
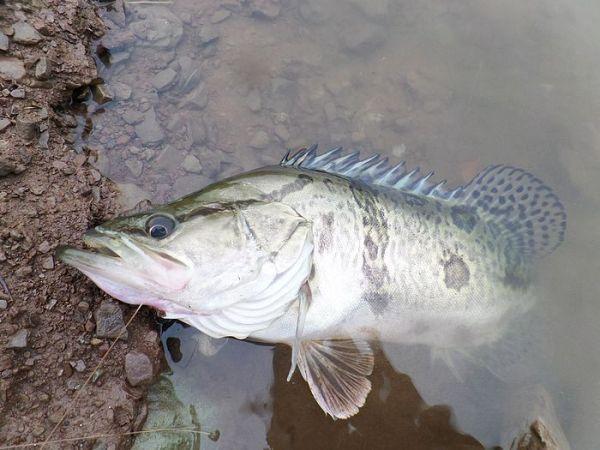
<box><xmin>111</xmin><ymin>82</ymin><xmax>132</xmax><ymax>100</ymax></box>
<box><xmin>173</xmin><ymin>174</ymin><xmax>207</xmax><ymax>198</ymax></box>
<box><xmin>41</xmin><ymin>256</ymin><xmax>54</xmax><ymax>270</ymax></box>
<box><xmin>12</xmin><ymin>22</ymin><xmax>43</xmax><ymax>45</ymax></box>
<box><xmin>38</xmin><ymin>241</ymin><xmax>51</xmax><ymax>253</ymax></box>
<box><xmin>179</xmin><ymin>85</ymin><xmax>208</xmax><ymax>110</ymax></box>
<box><xmin>125</xmin><ymin>158</ymin><xmax>143</xmax><ymax>177</ymax></box>
<box><xmin>15</xmin><ymin>108</ymin><xmax>45</xmax><ymax>141</ymax></box>
<box><xmin>152</xmin><ymin>68</ymin><xmax>178</xmax><ymax>92</ymax></box>
<box><xmin>101</xmin><ymin>30</ymin><xmax>136</xmax><ymax>50</ymax></box>
<box><xmin>34</xmin><ymin>57</ymin><xmax>51</xmax><ymax>80</ymax></box>
<box><xmin>0</xmin><ymin>57</ymin><xmax>26</xmax><ymax>81</ymax></box>
<box><xmin>125</xmin><ymin>351</ymin><xmax>154</xmax><ymax>386</ymax></box>
<box><xmin>129</xmin><ymin>7</ymin><xmax>183</xmax><ymax>49</ymax></box>
<box><xmin>10</xmin><ymin>88</ymin><xmax>25</xmax><ymax>99</ymax></box>
<box><xmin>342</xmin><ymin>24</ymin><xmax>385</xmax><ymax>54</ymax></box>
<box><xmin>71</xmin><ymin>359</ymin><xmax>86</xmax><ymax>373</ymax></box>
<box><xmin>210</xmin><ymin>10</ymin><xmax>231</xmax><ymax>24</ymax></box>
<box><xmin>94</xmin><ymin>300</ymin><xmax>129</xmax><ymax>340</ymax></box>
<box><xmin>198</xmin><ymin>25</ymin><xmax>219</xmax><ymax>46</ymax></box>
<box><xmin>250</xmin><ymin>0</ymin><xmax>281</xmax><ymax>19</ymax></box>
<box><xmin>246</xmin><ymin>89</ymin><xmax>262</xmax><ymax>112</ymax></box>
<box><xmin>0</xmin><ymin>118</ymin><xmax>10</xmax><ymax>133</ymax></box>
<box><xmin>92</xmin><ymin>84</ymin><xmax>114</xmax><ymax>104</ymax></box>
<box><xmin>7</xmin><ymin>329</ymin><xmax>29</xmax><ymax>349</ymax></box>
<box><xmin>118</xmin><ymin>183</ymin><xmax>151</xmax><ymax>211</ymax></box>
<box><xmin>250</xmin><ymin>129</ymin><xmax>270</xmax><ymax>149</ymax></box>
<box><xmin>191</xmin><ymin>119</ymin><xmax>207</xmax><ymax>144</ymax></box>
<box><xmin>274</xmin><ymin>124</ymin><xmax>290</xmax><ymax>142</ymax></box>
<box><xmin>134</xmin><ymin>108</ymin><xmax>164</xmax><ymax>144</ymax></box>
<box><xmin>155</xmin><ymin>144</ymin><xmax>185</xmax><ymax>172</ymax></box>
<box><xmin>182</xmin><ymin>154</ymin><xmax>203</xmax><ymax>174</ymax></box>
<box><xmin>0</xmin><ymin>299</ymin><xmax>7</xmax><ymax>310</ymax></box>
<box><xmin>0</xmin><ymin>32</ymin><xmax>8</xmax><ymax>52</ymax></box>
<box><xmin>299</xmin><ymin>0</ymin><xmax>331</xmax><ymax>23</ymax></box>
<box><xmin>123</xmin><ymin>110</ymin><xmax>144</xmax><ymax>125</ymax></box>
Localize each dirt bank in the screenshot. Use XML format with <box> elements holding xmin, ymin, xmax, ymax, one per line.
<box><xmin>0</xmin><ymin>1</ymin><xmax>162</xmax><ymax>448</ymax></box>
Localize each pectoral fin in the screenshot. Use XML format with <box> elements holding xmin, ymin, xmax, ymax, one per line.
<box><xmin>295</xmin><ymin>339</ymin><xmax>374</xmax><ymax>419</ymax></box>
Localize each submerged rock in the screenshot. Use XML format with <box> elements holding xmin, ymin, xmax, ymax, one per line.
<box><xmin>34</xmin><ymin>57</ymin><xmax>51</xmax><ymax>80</ymax></box>
<box><xmin>0</xmin><ymin>32</ymin><xmax>8</xmax><ymax>52</ymax></box>
<box><xmin>152</xmin><ymin>68</ymin><xmax>178</xmax><ymax>92</ymax></box>
<box><xmin>134</xmin><ymin>108</ymin><xmax>164</xmax><ymax>144</ymax></box>
<box><xmin>129</xmin><ymin>7</ymin><xmax>183</xmax><ymax>49</ymax></box>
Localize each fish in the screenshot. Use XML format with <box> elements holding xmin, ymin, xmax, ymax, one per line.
<box><xmin>57</xmin><ymin>145</ymin><xmax>567</xmax><ymax>420</ymax></box>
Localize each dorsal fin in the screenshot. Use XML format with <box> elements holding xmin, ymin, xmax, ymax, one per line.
<box><xmin>281</xmin><ymin>146</ymin><xmax>567</xmax><ymax>258</ymax></box>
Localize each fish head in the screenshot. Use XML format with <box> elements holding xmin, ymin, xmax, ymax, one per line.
<box><xmin>57</xmin><ymin>189</ymin><xmax>313</xmax><ymax>320</ymax></box>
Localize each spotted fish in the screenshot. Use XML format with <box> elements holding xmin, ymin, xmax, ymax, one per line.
<box><xmin>57</xmin><ymin>146</ymin><xmax>567</xmax><ymax>420</ymax></box>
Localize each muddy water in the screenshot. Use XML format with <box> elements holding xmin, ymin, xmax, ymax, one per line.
<box><xmin>77</xmin><ymin>0</ymin><xmax>600</xmax><ymax>448</ymax></box>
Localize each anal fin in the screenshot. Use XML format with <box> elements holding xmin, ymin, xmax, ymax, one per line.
<box><xmin>296</xmin><ymin>339</ymin><xmax>374</xmax><ymax>419</ymax></box>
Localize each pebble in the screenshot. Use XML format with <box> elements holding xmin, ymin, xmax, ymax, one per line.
<box><xmin>12</xmin><ymin>22</ymin><xmax>43</xmax><ymax>45</ymax></box>
<box><xmin>250</xmin><ymin>129</ymin><xmax>270</xmax><ymax>149</ymax></box>
<box><xmin>0</xmin><ymin>56</ymin><xmax>26</xmax><ymax>81</ymax></box>
<box><xmin>90</xmin><ymin>338</ymin><xmax>102</xmax><ymax>346</ymax></box>
<box><xmin>41</xmin><ymin>256</ymin><xmax>54</xmax><ymax>270</ymax></box>
<box><xmin>7</xmin><ymin>329</ymin><xmax>29</xmax><ymax>349</ymax></box>
<box><xmin>152</xmin><ymin>68</ymin><xmax>178</xmax><ymax>92</ymax></box>
<box><xmin>134</xmin><ymin>108</ymin><xmax>164</xmax><ymax>144</ymax></box>
<box><xmin>246</xmin><ymin>89</ymin><xmax>262</xmax><ymax>112</ymax></box>
<box><xmin>34</xmin><ymin>57</ymin><xmax>51</xmax><ymax>80</ymax></box>
<box><xmin>123</xmin><ymin>110</ymin><xmax>144</xmax><ymax>125</ymax></box>
<box><xmin>15</xmin><ymin>266</ymin><xmax>33</xmax><ymax>278</ymax></box>
<box><xmin>71</xmin><ymin>360</ymin><xmax>86</xmax><ymax>373</ymax></box>
<box><xmin>92</xmin><ymin>84</ymin><xmax>114</xmax><ymax>104</ymax></box>
<box><xmin>182</xmin><ymin>154</ymin><xmax>203</xmax><ymax>174</ymax></box>
<box><xmin>0</xmin><ymin>299</ymin><xmax>7</xmax><ymax>310</ymax></box>
<box><xmin>250</xmin><ymin>0</ymin><xmax>281</xmax><ymax>19</ymax></box>
<box><xmin>38</xmin><ymin>241</ymin><xmax>51</xmax><ymax>253</ymax></box>
<box><xmin>111</xmin><ymin>81</ymin><xmax>131</xmax><ymax>100</ymax></box>
<box><xmin>0</xmin><ymin>32</ymin><xmax>8</xmax><ymax>52</ymax></box>
<box><xmin>179</xmin><ymin>85</ymin><xmax>209</xmax><ymax>110</ymax></box>
<box><xmin>10</xmin><ymin>88</ymin><xmax>25</xmax><ymax>99</ymax></box>
<box><xmin>94</xmin><ymin>300</ymin><xmax>129</xmax><ymax>340</ymax></box>
<box><xmin>125</xmin><ymin>158</ymin><xmax>143</xmax><ymax>177</ymax></box>
<box><xmin>0</xmin><ymin>118</ymin><xmax>10</xmax><ymax>132</ymax></box>
<box><xmin>198</xmin><ymin>25</ymin><xmax>219</xmax><ymax>46</ymax></box>
<box><xmin>210</xmin><ymin>10</ymin><xmax>231</xmax><ymax>24</ymax></box>
<box><xmin>124</xmin><ymin>351</ymin><xmax>154</xmax><ymax>386</ymax></box>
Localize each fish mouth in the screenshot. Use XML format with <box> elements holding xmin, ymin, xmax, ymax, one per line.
<box><xmin>57</xmin><ymin>229</ymin><xmax>190</xmax><ymax>294</ymax></box>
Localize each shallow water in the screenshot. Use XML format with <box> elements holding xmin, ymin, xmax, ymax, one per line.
<box><xmin>79</xmin><ymin>0</ymin><xmax>600</xmax><ymax>448</ymax></box>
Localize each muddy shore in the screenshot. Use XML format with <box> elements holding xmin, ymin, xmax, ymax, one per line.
<box><xmin>0</xmin><ymin>1</ymin><xmax>162</xmax><ymax>448</ymax></box>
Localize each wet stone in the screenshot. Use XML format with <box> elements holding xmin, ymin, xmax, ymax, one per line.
<box><xmin>111</xmin><ymin>82</ymin><xmax>132</xmax><ymax>100</ymax></box>
<box><xmin>12</xmin><ymin>22</ymin><xmax>43</xmax><ymax>45</ymax></box>
<box><xmin>129</xmin><ymin>7</ymin><xmax>183</xmax><ymax>49</ymax></box>
<box><xmin>0</xmin><ymin>299</ymin><xmax>7</xmax><ymax>310</ymax></box>
<box><xmin>182</xmin><ymin>154</ymin><xmax>203</xmax><ymax>174</ymax></box>
<box><xmin>92</xmin><ymin>84</ymin><xmax>114</xmax><ymax>104</ymax></box>
<box><xmin>152</xmin><ymin>68</ymin><xmax>178</xmax><ymax>92</ymax></box>
<box><xmin>38</xmin><ymin>241</ymin><xmax>51</xmax><ymax>253</ymax></box>
<box><xmin>125</xmin><ymin>158</ymin><xmax>143</xmax><ymax>177</ymax></box>
<box><xmin>179</xmin><ymin>85</ymin><xmax>208</xmax><ymax>110</ymax></box>
<box><xmin>94</xmin><ymin>300</ymin><xmax>129</xmax><ymax>340</ymax></box>
<box><xmin>210</xmin><ymin>10</ymin><xmax>231</xmax><ymax>24</ymax></box>
<box><xmin>41</xmin><ymin>256</ymin><xmax>54</xmax><ymax>270</ymax></box>
<box><xmin>7</xmin><ymin>329</ymin><xmax>29</xmax><ymax>349</ymax></box>
<box><xmin>34</xmin><ymin>57</ymin><xmax>51</xmax><ymax>80</ymax></box>
<box><xmin>0</xmin><ymin>57</ymin><xmax>26</xmax><ymax>81</ymax></box>
<box><xmin>123</xmin><ymin>109</ymin><xmax>144</xmax><ymax>125</ymax></box>
<box><xmin>250</xmin><ymin>129</ymin><xmax>270</xmax><ymax>149</ymax></box>
<box><xmin>198</xmin><ymin>25</ymin><xmax>219</xmax><ymax>46</ymax></box>
<box><xmin>125</xmin><ymin>351</ymin><xmax>153</xmax><ymax>386</ymax></box>
<box><xmin>134</xmin><ymin>108</ymin><xmax>164</xmax><ymax>144</ymax></box>
<box><xmin>250</xmin><ymin>0</ymin><xmax>281</xmax><ymax>19</ymax></box>
<box><xmin>71</xmin><ymin>360</ymin><xmax>86</xmax><ymax>373</ymax></box>
<box><xmin>246</xmin><ymin>89</ymin><xmax>262</xmax><ymax>112</ymax></box>
<box><xmin>0</xmin><ymin>32</ymin><xmax>8</xmax><ymax>52</ymax></box>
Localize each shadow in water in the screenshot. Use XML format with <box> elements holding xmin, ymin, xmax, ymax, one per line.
<box><xmin>268</xmin><ymin>345</ymin><xmax>485</xmax><ymax>450</ymax></box>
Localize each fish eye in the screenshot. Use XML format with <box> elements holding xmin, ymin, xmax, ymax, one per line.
<box><xmin>146</xmin><ymin>215</ymin><xmax>176</xmax><ymax>239</ymax></box>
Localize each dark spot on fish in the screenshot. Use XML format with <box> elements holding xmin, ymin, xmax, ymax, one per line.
<box><xmin>298</xmin><ymin>174</ymin><xmax>313</xmax><ymax>182</ymax></box>
<box><xmin>323</xmin><ymin>178</ymin><xmax>335</xmax><ymax>192</ymax></box>
<box><xmin>450</xmin><ymin>205</ymin><xmax>479</xmax><ymax>233</ymax></box>
<box><xmin>402</xmin><ymin>193</ymin><xmax>427</xmax><ymax>207</ymax></box>
<box><xmin>267</xmin><ymin>177</ymin><xmax>313</xmax><ymax>200</ymax></box>
<box><xmin>443</xmin><ymin>255</ymin><xmax>470</xmax><ymax>291</ymax></box>
<box><xmin>364</xmin><ymin>291</ymin><xmax>392</xmax><ymax>316</ymax></box>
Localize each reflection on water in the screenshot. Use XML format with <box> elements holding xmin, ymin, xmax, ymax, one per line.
<box><xmin>76</xmin><ymin>0</ymin><xmax>600</xmax><ymax>447</ymax></box>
